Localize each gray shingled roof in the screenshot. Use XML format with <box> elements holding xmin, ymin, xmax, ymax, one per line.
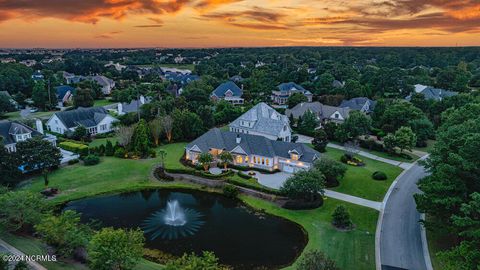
<box><xmin>0</xmin><ymin>120</ymin><xmax>41</xmax><ymax>145</ymax></box>
<box><xmin>187</xmin><ymin>128</ymin><xmax>320</xmax><ymax>163</ymax></box>
<box><xmin>120</xmin><ymin>96</ymin><xmax>152</xmax><ymax>114</ymax></box>
<box><xmin>286</xmin><ymin>102</ymin><xmax>350</xmax><ymax>120</ymax></box>
<box><xmin>211</xmin><ymin>81</ymin><xmax>242</xmax><ymax>98</ymax></box>
<box><xmin>54</xmin><ymin>107</ymin><xmax>109</xmax><ymax>129</ymax></box>
<box><xmin>340</xmin><ymin>97</ymin><xmax>376</xmax><ymax>112</ymax></box>
<box><xmin>229</xmin><ymin>102</ymin><xmax>290</xmax><ymax>137</ymax></box>
<box><xmin>277</xmin><ymin>82</ymin><xmax>312</xmax><ymax>95</ymax></box>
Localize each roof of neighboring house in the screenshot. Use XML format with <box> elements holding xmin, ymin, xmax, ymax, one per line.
<box><xmin>229</xmin><ymin>102</ymin><xmax>290</xmax><ymax>137</ymax></box>
<box><xmin>211</xmin><ymin>81</ymin><xmax>242</xmax><ymax>98</ymax></box>
<box><xmin>286</xmin><ymin>102</ymin><xmax>350</xmax><ymax>120</ymax></box>
<box><xmin>229</xmin><ymin>75</ymin><xmax>244</xmax><ymax>82</ymax></box>
<box><xmin>339</xmin><ymin>97</ymin><xmax>376</xmax><ymax>112</ymax></box>
<box><xmin>0</xmin><ymin>91</ymin><xmax>11</xmax><ymax>98</ymax></box>
<box><xmin>332</xmin><ymin>80</ymin><xmax>345</xmax><ymax>88</ymax></box>
<box><xmin>408</xmin><ymin>84</ymin><xmax>458</xmax><ymax>101</ymax></box>
<box><xmin>53</xmin><ymin>107</ymin><xmax>113</xmax><ymax>129</ymax></box>
<box><xmin>0</xmin><ymin>120</ymin><xmax>41</xmax><ymax>145</ymax></box>
<box><xmin>90</xmin><ymin>75</ymin><xmax>114</xmax><ymax>87</ymax></box>
<box><xmin>187</xmin><ymin>128</ymin><xmax>320</xmax><ymax>163</ymax></box>
<box><xmin>120</xmin><ymin>96</ymin><xmax>152</xmax><ymax>114</ymax></box>
<box><xmin>55</xmin><ymin>85</ymin><xmax>76</xmax><ymax>101</ymax></box>
<box><xmin>164</xmin><ymin>72</ymin><xmax>199</xmax><ymax>85</ymax></box>
<box><xmin>277</xmin><ymin>82</ymin><xmax>312</xmax><ymax>95</ymax></box>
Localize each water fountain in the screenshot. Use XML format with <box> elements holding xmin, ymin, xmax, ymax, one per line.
<box><xmin>142</xmin><ymin>200</ymin><xmax>204</xmax><ymax>240</ymax></box>
<box><xmin>164</xmin><ymin>200</ymin><xmax>186</xmax><ymax>226</ymax></box>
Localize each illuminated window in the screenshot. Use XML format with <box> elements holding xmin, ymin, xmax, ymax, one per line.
<box><xmin>253</xmin><ymin>156</ymin><xmax>256</xmax><ymax>163</ymax></box>
<box><xmin>291</xmin><ymin>154</ymin><xmax>299</xmax><ymax>161</ymax></box>
<box><xmin>245</xmin><ymin>156</ymin><xmax>249</xmax><ymax>162</ymax></box>
<box><xmin>262</xmin><ymin>158</ymin><xmax>265</xmax><ymax>165</ymax></box>
<box><xmin>236</xmin><ymin>155</ymin><xmax>243</xmax><ymax>163</ymax></box>
<box><xmin>266</xmin><ymin>159</ymin><xmax>269</xmax><ymax>166</ymax></box>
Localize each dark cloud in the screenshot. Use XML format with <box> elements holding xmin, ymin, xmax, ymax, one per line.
<box><xmin>94</xmin><ymin>31</ymin><xmax>122</xmax><ymax>39</ymax></box>
<box><xmin>202</xmin><ymin>6</ymin><xmax>287</xmax><ymax>30</ymax></box>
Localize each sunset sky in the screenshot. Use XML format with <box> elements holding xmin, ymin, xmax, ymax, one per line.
<box><xmin>0</xmin><ymin>0</ymin><xmax>479</xmax><ymax>48</ymax></box>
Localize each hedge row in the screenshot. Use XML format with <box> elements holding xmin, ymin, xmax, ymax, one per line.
<box><xmin>164</xmin><ymin>167</ymin><xmax>234</xmax><ymax>179</ymax></box>
<box><xmin>225</xmin><ymin>163</ymin><xmax>280</xmax><ymax>174</ymax></box>
<box><xmin>225</xmin><ymin>177</ymin><xmax>282</xmax><ymax>196</ymax></box>
<box><xmin>59</xmin><ymin>141</ymin><xmax>89</xmax><ymax>156</ymax></box>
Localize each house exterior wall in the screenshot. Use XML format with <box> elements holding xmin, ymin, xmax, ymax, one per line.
<box><xmin>96</xmin><ymin>115</ymin><xmax>117</xmax><ymax>134</ymax></box>
<box><xmin>46</xmin><ymin>115</ymin><xmax>69</xmax><ymax>134</ymax></box>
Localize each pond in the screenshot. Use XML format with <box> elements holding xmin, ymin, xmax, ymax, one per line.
<box><xmin>64</xmin><ymin>189</ymin><xmax>307</xmax><ymax>269</ymax></box>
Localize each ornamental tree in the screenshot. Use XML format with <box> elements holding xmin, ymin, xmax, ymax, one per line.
<box><xmin>280</xmin><ymin>169</ymin><xmax>325</xmax><ymax>202</ymax></box>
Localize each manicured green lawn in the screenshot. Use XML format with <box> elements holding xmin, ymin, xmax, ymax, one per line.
<box><xmin>413</xmin><ymin>139</ymin><xmax>436</xmax><ymax>153</ymax></box>
<box><xmin>329</xmin><ymin>142</ymin><xmax>419</xmax><ymax>162</ymax></box>
<box><xmin>242</xmin><ymin>196</ymin><xmax>378</xmax><ymax>270</ymax></box>
<box><xmin>88</xmin><ymin>136</ymin><xmax>119</xmax><ymax>148</ymax></box>
<box><xmin>324</xmin><ymin>147</ymin><xmax>403</xmax><ymax>202</ymax></box>
<box><xmin>93</xmin><ymin>99</ymin><xmax>116</xmax><ymax>107</ymax></box>
<box><xmin>3</xmin><ymin>110</ymin><xmax>56</xmax><ymax>120</ymax></box>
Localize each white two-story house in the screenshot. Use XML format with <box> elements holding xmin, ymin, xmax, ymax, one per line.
<box><xmin>229</xmin><ymin>102</ymin><xmax>292</xmax><ymax>142</ymax></box>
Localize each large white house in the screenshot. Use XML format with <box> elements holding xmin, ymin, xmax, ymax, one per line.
<box><xmin>186</xmin><ymin>129</ymin><xmax>321</xmax><ymax>173</ymax></box>
<box><xmin>229</xmin><ymin>102</ymin><xmax>292</xmax><ymax>142</ymax></box>
<box><xmin>285</xmin><ymin>102</ymin><xmax>351</xmax><ymax>124</ymax></box>
<box><xmin>47</xmin><ymin>107</ymin><xmax>118</xmax><ymax>135</ymax></box>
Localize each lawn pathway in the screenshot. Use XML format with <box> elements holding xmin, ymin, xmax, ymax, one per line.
<box><xmin>324</xmin><ymin>190</ymin><xmax>382</xmax><ymax>210</ymax></box>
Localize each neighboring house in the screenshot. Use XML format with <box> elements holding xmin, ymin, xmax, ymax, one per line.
<box><xmin>104</xmin><ymin>61</ymin><xmax>126</xmax><ymax>71</ymax></box>
<box><xmin>166</xmin><ymin>83</ymin><xmax>182</xmax><ymax>97</ymax></box>
<box><xmin>0</xmin><ymin>58</ymin><xmax>16</xmax><ymax>63</ymax></box>
<box><xmin>229</xmin><ymin>102</ymin><xmax>292</xmax><ymax>142</ymax></box>
<box><xmin>19</xmin><ymin>60</ymin><xmax>37</xmax><ymax>67</ymax></box>
<box><xmin>271</xmin><ymin>82</ymin><xmax>313</xmax><ymax>105</ymax></box>
<box><xmin>186</xmin><ymin>128</ymin><xmax>321</xmax><ymax>173</ymax></box>
<box><xmin>229</xmin><ymin>75</ymin><xmax>244</xmax><ymax>83</ymax></box>
<box><xmin>117</xmin><ymin>95</ymin><xmax>152</xmax><ymax>115</ymax></box>
<box><xmin>63</xmin><ymin>71</ymin><xmax>85</xmax><ymax>84</ymax></box>
<box><xmin>89</xmin><ymin>75</ymin><xmax>115</xmax><ymax>95</ymax></box>
<box><xmin>31</xmin><ymin>70</ymin><xmax>44</xmax><ymax>81</ymax></box>
<box><xmin>332</xmin><ymin>80</ymin><xmax>345</xmax><ymax>89</ymax></box>
<box><xmin>406</xmin><ymin>84</ymin><xmax>458</xmax><ymax>101</ymax></box>
<box><xmin>340</xmin><ymin>97</ymin><xmax>376</xmax><ymax>114</ymax></box>
<box><xmin>46</xmin><ymin>107</ymin><xmax>118</xmax><ymax>135</ymax></box>
<box><xmin>0</xmin><ymin>119</ymin><xmax>56</xmax><ymax>152</ymax></box>
<box><xmin>55</xmin><ymin>85</ymin><xmax>76</xmax><ymax>108</ymax></box>
<box><xmin>164</xmin><ymin>71</ymin><xmax>199</xmax><ymax>85</ymax></box>
<box><xmin>285</xmin><ymin>102</ymin><xmax>351</xmax><ymax>124</ymax></box>
<box><xmin>210</xmin><ymin>81</ymin><xmax>244</xmax><ymax>105</ymax></box>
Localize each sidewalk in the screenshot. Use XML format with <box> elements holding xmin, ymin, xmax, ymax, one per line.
<box><xmin>324</xmin><ymin>190</ymin><xmax>382</xmax><ymax>210</ymax></box>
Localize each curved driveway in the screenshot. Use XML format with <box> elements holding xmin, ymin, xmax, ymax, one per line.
<box><xmin>378</xmin><ymin>158</ymin><xmax>431</xmax><ymax>270</ymax></box>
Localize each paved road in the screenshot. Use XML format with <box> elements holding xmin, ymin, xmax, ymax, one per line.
<box><xmin>379</xmin><ymin>160</ymin><xmax>430</xmax><ymax>270</ymax></box>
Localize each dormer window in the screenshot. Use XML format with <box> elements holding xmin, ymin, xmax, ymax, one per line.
<box><xmin>291</xmin><ymin>153</ymin><xmax>299</xmax><ymax>161</ymax></box>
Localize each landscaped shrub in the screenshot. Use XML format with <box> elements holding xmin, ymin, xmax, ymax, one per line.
<box><xmin>98</xmin><ymin>144</ymin><xmax>106</xmax><ymax>156</ymax></box>
<box><xmin>114</xmin><ymin>148</ymin><xmax>127</xmax><ymax>158</ymax></box>
<box><xmin>237</xmin><ymin>171</ymin><xmax>252</xmax><ymax>179</ymax></box>
<box><xmin>340</xmin><ymin>154</ymin><xmax>365</xmax><ymax>166</ymax></box>
<box><xmin>59</xmin><ymin>141</ymin><xmax>89</xmax><ymax>156</ymax></box>
<box><xmin>67</xmin><ymin>159</ymin><xmax>79</xmax><ymax>165</ymax></box>
<box><xmin>105</xmin><ymin>140</ymin><xmax>114</xmax><ymax>156</ymax></box>
<box><xmin>149</xmin><ymin>149</ymin><xmax>157</xmax><ymax>158</ymax></box>
<box><xmin>83</xmin><ymin>155</ymin><xmax>100</xmax><ymax>166</ymax></box>
<box><xmin>282</xmin><ymin>198</ymin><xmax>324</xmax><ymax>210</ymax></box>
<box><xmin>372</xmin><ymin>171</ymin><xmax>388</xmax><ymax>181</ymax></box>
<box><xmin>359</xmin><ymin>137</ymin><xmax>384</xmax><ymax>152</ymax></box>
<box><xmin>143</xmin><ymin>248</ymin><xmax>176</xmax><ymax>265</ymax></box>
<box><xmin>332</xmin><ymin>205</ymin><xmax>353</xmax><ymax>229</ymax></box>
<box><xmin>223</xmin><ymin>185</ymin><xmax>239</xmax><ymax>198</ymax></box>
<box><xmin>227</xmin><ymin>163</ymin><xmax>280</xmax><ymax>174</ymax></box>
<box><xmin>153</xmin><ymin>167</ymin><xmax>174</xmax><ymax>182</ymax></box>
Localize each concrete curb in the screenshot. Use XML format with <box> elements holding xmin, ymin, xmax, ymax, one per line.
<box><xmin>420</xmin><ymin>213</ymin><xmax>434</xmax><ymax>270</ymax></box>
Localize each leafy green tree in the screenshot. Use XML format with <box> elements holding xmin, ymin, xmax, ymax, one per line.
<box><xmin>172</xmin><ymin>109</ymin><xmax>205</xmax><ymax>141</ymax></box>
<box><xmin>35</xmin><ymin>210</ymin><xmax>92</xmax><ymax>257</ymax></box>
<box><xmin>342</xmin><ymin>110</ymin><xmax>371</xmax><ymax>139</ymax></box>
<box><xmin>296</xmin><ymin>250</ymin><xmax>339</xmax><ymax>270</ymax></box>
<box><xmin>72</xmin><ymin>126</ymin><xmax>88</xmax><ymax>141</ymax></box>
<box><xmin>197</xmin><ymin>105</ymin><xmax>215</xmax><ymax>129</ymax></box>
<box><xmin>332</xmin><ymin>205</ymin><xmax>353</xmax><ymax>229</ymax></box>
<box><xmin>105</xmin><ymin>140</ymin><xmax>114</xmax><ymax>156</ymax></box>
<box><xmin>0</xmin><ymin>92</ymin><xmax>15</xmax><ymax>117</ymax></box>
<box><xmin>333</xmin><ymin>125</ymin><xmax>349</xmax><ymax>143</ymax></box>
<box><xmin>383</xmin><ymin>133</ymin><xmax>397</xmax><ymax>154</ymax></box>
<box><xmin>313</xmin><ymin>158</ymin><xmax>347</xmax><ymax>187</ymax></box>
<box><xmin>298</xmin><ymin>110</ymin><xmax>318</xmax><ymax>136</ymax></box>
<box><xmin>15</xmin><ymin>137</ymin><xmax>61</xmax><ymax>187</ymax></box>
<box><xmin>377</xmin><ymin>100</ymin><xmax>424</xmax><ymax>133</ymax></box>
<box><xmin>312</xmin><ymin>129</ymin><xmax>328</xmax><ymax>152</ymax></box>
<box><xmin>73</xmin><ymin>88</ymin><xmax>94</xmax><ymax>108</ymax></box>
<box><xmin>32</xmin><ymin>80</ymin><xmax>55</xmax><ymax>110</ymax></box>
<box><xmin>0</xmin><ymin>137</ymin><xmax>20</xmax><ymax>185</ymax></box>
<box><xmin>287</xmin><ymin>93</ymin><xmax>308</xmax><ymax>109</ymax></box>
<box><xmin>314</xmin><ymin>73</ymin><xmax>335</xmax><ymax>95</ymax></box>
<box><xmin>148</xmin><ymin>118</ymin><xmax>162</xmax><ymax>146</ymax></box>
<box><xmin>394</xmin><ymin>126</ymin><xmax>416</xmax><ymax>153</ymax></box>
<box><xmin>198</xmin><ymin>152</ymin><xmax>213</xmax><ymax>172</ymax></box>
<box><xmin>280</xmin><ymin>169</ymin><xmax>325</xmax><ymax>202</ymax></box>
<box><xmin>0</xmin><ymin>63</ymin><xmax>34</xmax><ymax>97</ymax></box>
<box><xmin>213</xmin><ymin>101</ymin><xmax>242</xmax><ymax>125</ymax></box>
<box><xmin>342</xmin><ymin>79</ymin><xmax>365</xmax><ymax>99</ymax></box>
<box><xmin>0</xmin><ymin>190</ymin><xmax>49</xmax><ymax>232</ymax></box>
<box><xmin>408</xmin><ymin>118</ymin><xmax>434</xmax><ymax>147</ymax></box>
<box><xmin>218</xmin><ymin>151</ymin><xmax>233</xmax><ymax>170</ymax></box>
<box><xmin>164</xmin><ymin>251</ymin><xmax>224</xmax><ymax>270</ymax></box>
<box><xmin>131</xmin><ymin>119</ymin><xmax>151</xmax><ymax>158</ymax></box>
<box><xmin>88</xmin><ymin>228</ymin><xmax>144</xmax><ymax>270</ymax></box>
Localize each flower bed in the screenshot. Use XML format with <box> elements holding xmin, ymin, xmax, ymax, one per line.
<box><xmin>340</xmin><ymin>154</ymin><xmax>365</xmax><ymax>167</ymax></box>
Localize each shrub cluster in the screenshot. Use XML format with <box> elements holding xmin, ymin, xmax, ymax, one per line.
<box><xmin>223</xmin><ymin>185</ymin><xmax>239</xmax><ymax>198</ymax></box>
<box><xmin>372</xmin><ymin>171</ymin><xmax>388</xmax><ymax>180</ymax></box>
<box><xmin>226</xmin><ymin>163</ymin><xmax>280</xmax><ymax>174</ymax></box>
<box><xmin>59</xmin><ymin>141</ymin><xmax>89</xmax><ymax>156</ymax></box>
<box><xmin>67</xmin><ymin>159</ymin><xmax>79</xmax><ymax>165</ymax></box>
<box><xmin>83</xmin><ymin>155</ymin><xmax>100</xmax><ymax>166</ymax></box>
<box><xmin>340</xmin><ymin>154</ymin><xmax>365</xmax><ymax>166</ymax></box>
